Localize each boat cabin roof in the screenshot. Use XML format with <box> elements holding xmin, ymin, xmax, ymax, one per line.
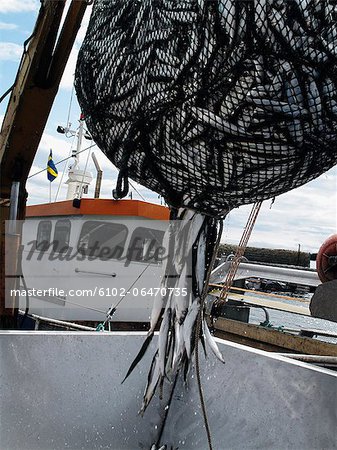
<box><xmin>26</xmin><ymin>199</ymin><xmax>169</xmax><ymax>220</ymax></box>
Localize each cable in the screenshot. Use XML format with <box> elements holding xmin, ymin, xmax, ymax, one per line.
<box><xmin>28</xmin><ymin>140</ymin><xmax>150</xmax><ymax>203</ymax></box>
<box><xmin>118</xmin><ymin>264</ymin><xmax>151</xmax><ymax>308</ymax></box>
<box><xmin>66</xmin><ymin>85</ymin><xmax>75</xmax><ymax>129</ymax></box>
<box><xmin>0</xmin><ymin>84</ymin><xmax>15</xmax><ymax>104</ymax></box>
<box><xmin>128</xmin><ymin>179</ymin><xmax>146</xmax><ymax>201</ymax></box>
<box><xmin>28</xmin><ymin>143</ymin><xmax>97</xmax><ymax>179</ymax></box>
<box><xmin>96</xmin><ymin>262</ymin><xmax>154</xmax><ymax>330</ymax></box>
<box><xmin>218</xmin><ymin>201</ymin><xmax>262</xmax><ymax>303</ymax></box>
<box><xmin>54</xmin><ymin>90</ymin><xmax>77</xmax><ymax>201</ymax></box>
<box><xmin>0</xmin><ymin>32</ymin><xmax>34</xmax><ymax>104</ymax></box>
<box><xmin>194</xmin><ymin>219</ymin><xmax>224</xmax><ymax>450</ymax></box>
<box><xmin>54</xmin><ymin>134</ymin><xmax>76</xmax><ymax>201</ymax></box>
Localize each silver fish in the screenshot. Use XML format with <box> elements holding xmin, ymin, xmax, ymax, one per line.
<box><xmin>218</xmin><ymin>0</ymin><xmax>236</xmax><ymax>44</ymax></box>
<box><xmin>191</xmin><ymin>107</ymin><xmax>253</xmax><ymax>138</ymax></box>
<box><xmin>139</xmin><ymin>351</ymin><xmax>160</xmax><ymax>416</ymax></box>
<box><xmin>203</xmin><ymin>321</ymin><xmax>225</xmax><ymax>363</ymax></box>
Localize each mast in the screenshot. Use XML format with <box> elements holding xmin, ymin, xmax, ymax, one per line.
<box><xmin>58</xmin><ymin>113</ymin><xmax>93</xmax><ymax>200</ymax></box>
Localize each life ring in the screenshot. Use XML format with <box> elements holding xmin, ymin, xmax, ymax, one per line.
<box><xmin>316</xmin><ymin>234</ymin><xmax>337</xmax><ymax>283</ymax></box>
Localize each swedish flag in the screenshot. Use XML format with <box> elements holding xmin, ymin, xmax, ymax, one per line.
<box><xmin>47</xmin><ymin>150</ymin><xmax>58</xmax><ymax>182</ymax></box>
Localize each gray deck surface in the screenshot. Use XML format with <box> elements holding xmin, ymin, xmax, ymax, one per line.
<box><xmin>1</xmin><ymin>331</ymin><xmax>336</xmax><ymax>449</ymax></box>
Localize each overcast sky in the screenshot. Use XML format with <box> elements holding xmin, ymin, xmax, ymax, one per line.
<box><xmin>0</xmin><ymin>0</ymin><xmax>336</xmax><ymax>254</ymax></box>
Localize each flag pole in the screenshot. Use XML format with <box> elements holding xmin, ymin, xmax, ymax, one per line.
<box><xmin>47</xmin><ymin>149</ymin><xmax>58</xmax><ymax>201</ymax></box>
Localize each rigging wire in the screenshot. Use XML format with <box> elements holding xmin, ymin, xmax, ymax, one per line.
<box><xmin>194</xmin><ymin>219</ymin><xmax>224</xmax><ymax>450</ymax></box>
<box><xmin>0</xmin><ymin>84</ymin><xmax>15</xmax><ymax>104</ymax></box>
<box><xmin>128</xmin><ymin>179</ymin><xmax>146</xmax><ymax>201</ymax></box>
<box><xmin>17</xmin><ymin>277</ymin><xmax>107</xmax><ymax>315</ymax></box>
<box><xmin>217</xmin><ymin>201</ymin><xmax>263</xmax><ymax>303</ymax></box>
<box><xmin>0</xmin><ymin>32</ymin><xmax>35</xmax><ymax>104</ymax></box>
<box><xmin>28</xmin><ymin>143</ymin><xmax>97</xmax><ymax>179</ymax></box>
<box><xmin>27</xmin><ymin>133</ymin><xmax>153</xmax><ymax>203</ymax></box>
<box><xmin>76</xmin><ymin>141</ymin><xmax>92</xmax><ymax>198</ymax></box>
<box><xmin>54</xmin><ymin>133</ymin><xmax>76</xmax><ymax>202</ymax></box>
<box><xmin>28</xmin><ymin>142</ymin><xmax>152</xmax><ymax>203</ymax></box>
<box><xmin>114</xmin><ymin>263</ymin><xmax>151</xmax><ymax>310</ymax></box>
<box><xmin>97</xmin><ymin>263</ymin><xmax>153</xmax><ymax>331</ymax></box>
<box><xmin>66</xmin><ymin>85</ymin><xmax>75</xmax><ymax>129</ymax></box>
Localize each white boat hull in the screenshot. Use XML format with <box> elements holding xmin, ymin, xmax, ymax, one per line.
<box><xmin>18</xmin><ymin>214</ymin><xmax>167</xmax><ymax>322</ymax></box>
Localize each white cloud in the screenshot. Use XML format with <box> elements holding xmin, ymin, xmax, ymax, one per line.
<box><xmin>0</xmin><ymin>0</ymin><xmax>39</xmax><ymax>13</ymax></box>
<box><xmin>23</xmin><ymin>110</ymin><xmax>337</xmax><ymax>255</ymax></box>
<box><xmin>26</xmin><ymin>130</ymin><xmax>163</xmax><ymax>205</ymax></box>
<box><xmin>27</xmin><ymin>166</ymin><xmax>68</xmax><ymax>204</ymax></box>
<box><xmin>58</xmin><ymin>4</ymin><xmax>92</xmax><ymax>91</ymax></box>
<box><xmin>75</xmin><ymin>6</ymin><xmax>92</xmax><ymax>45</ymax></box>
<box><xmin>0</xmin><ymin>42</ymin><xmax>22</xmax><ymax>62</ymax></box>
<box><xmin>222</xmin><ymin>169</ymin><xmax>337</xmax><ymax>253</ymax></box>
<box><xmin>39</xmin><ymin>132</ymin><xmax>74</xmax><ymax>157</ymax></box>
<box><xmin>0</xmin><ymin>22</ymin><xmax>18</xmax><ymax>30</ymax></box>
<box><xmin>60</xmin><ymin>46</ymin><xmax>78</xmax><ymax>90</ymax></box>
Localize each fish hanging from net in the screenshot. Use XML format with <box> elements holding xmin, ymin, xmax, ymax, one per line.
<box><xmin>75</xmin><ymin>0</ymin><xmax>337</xmax><ymax>414</ymax></box>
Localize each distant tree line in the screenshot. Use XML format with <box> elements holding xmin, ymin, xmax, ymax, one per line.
<box><xmin>217</xmin><ymin>244</ymin><xmax>311</xmax><ymax>268</ymax></box>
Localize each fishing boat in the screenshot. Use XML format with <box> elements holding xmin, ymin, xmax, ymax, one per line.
<box><xmin>20</xmin><ymin>199</ymin><xmax>168</xmax><ymax>324</ymax></box>
<box><xmin>18</xmin><ymin>117</ymin><xmax>169</xmax><ymax>326</ymax></box>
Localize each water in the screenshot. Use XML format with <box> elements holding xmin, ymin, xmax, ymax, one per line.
<box><xmin>248</xmin><ymin>292</ymin><xmax>337</xmax><ymax>344</ymax></box>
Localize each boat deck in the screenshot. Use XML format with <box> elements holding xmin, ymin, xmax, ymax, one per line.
<box><xmin>1</xmin><ymin>331</ymin><xmax>336</xmax><ymax>450</ymax></box>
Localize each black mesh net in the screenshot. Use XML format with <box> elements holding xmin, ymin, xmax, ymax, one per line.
<box><xmin>75</xmin><ymin>0</ymin><xmax>337</xmax><ymax>217</ymax></box>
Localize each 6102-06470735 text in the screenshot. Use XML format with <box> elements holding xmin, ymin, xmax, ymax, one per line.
<box><xmin>10</xmin><ymin>287</ymin><xmax>189</xmax><ymax>298</ymax></box>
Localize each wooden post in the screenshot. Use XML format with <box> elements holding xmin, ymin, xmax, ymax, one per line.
<box><xmin>0</xmin><ymin>0</ymin><xmax>88</xmax><ymax>328</ymax></box>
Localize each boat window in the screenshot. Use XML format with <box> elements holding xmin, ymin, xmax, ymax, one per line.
<box><xmin>127</xmin><ymin>227</ymin><xmax>165</xmax><ymax>264</ymax></box>
<box><xmin>53</xmin><ymin>219</ymin><xmax>71</xmax><ymax>253</ymax></box>
<box><xmin>36</xmin><ymin>220</ymin><xmax>52</xmax><ymax>250</ymax></box>
<box><xmin>78</xmin><ymin>221</ymin><xmax>128</xmax><ymax>259</ymax></box>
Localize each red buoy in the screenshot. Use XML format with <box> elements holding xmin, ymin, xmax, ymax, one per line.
<box><xmin>316</xmin><ymin>234</ymin><xmax>337</xmax><ymax>283</ymax></box>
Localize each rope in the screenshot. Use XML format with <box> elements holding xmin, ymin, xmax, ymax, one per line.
<box><xmin>218</xmin><ymin>201</ymin><xmax>262</xmax><ymax>303</ymax></box>
<box><xmin>194</xmin><ymin>219</ymin><xmax>223</xmax><ymax>450</ymax></box>
<box><xmin>154</xmin><ymin>371</ymin><xmax>179</xmax><ymax>448</ymax></box>
<box><xmin>210</xmin><ymin>284</ymin><xmax>310</xmax><ymax>304</ymax></box>
<box><xmin>195</xmin><ymin>310</ymin><xmax>213</xmax><ymax>450</ymax></box>
<box><xmin>0</xmin><ymin>84</ymin><xmax>15</xmax><ymax>104</ymax></box>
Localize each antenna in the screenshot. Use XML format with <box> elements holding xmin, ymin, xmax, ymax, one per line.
<box><xmin>91</xmin><ymin>153</ymin><xmax>102</xmax><ymax>198</ymax></box>
<box><xmin>57</xmin><ymin>113</ymin><xmax>93</xmax><ymax>200</ymax></box>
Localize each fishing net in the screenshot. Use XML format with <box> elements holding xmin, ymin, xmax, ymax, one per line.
<box><xmin>75</xmin><ymin>0</ymin><xmax>337</xmax><ymax>423</ymax></box>
<box><xmin>76</xmin><ymin>0</ymin><xmax>337</xmax><ymax>218</ymax></box>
